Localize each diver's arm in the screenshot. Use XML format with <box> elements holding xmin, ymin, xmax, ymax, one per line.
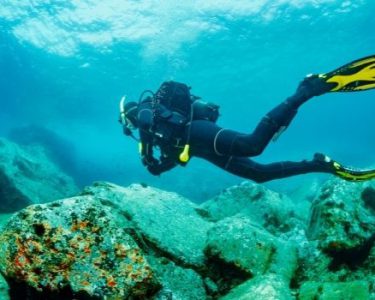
<box><xmin>137</xmin><ymin>100</ymin><xmax>177</xmax><ymax>175</ymax></box>
<box><xmin>137</xmin><ymin>101</ymin><xmax>159</xmax><ymax>165</ymax></box>
<box><xmin>137</xmin><ymin>101</ymin><xmax>154</xmax><ymax>130</ymax></box>
<box><xmin>139</xmin><ymin>130</ymin><xmax>159</xmax><ymax>167</ymax></box>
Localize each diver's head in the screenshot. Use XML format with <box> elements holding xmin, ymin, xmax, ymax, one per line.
<box><xmin>119</xmin><ymin>97</ymin><xmax>139</xmax><ymax>136</ymax></box>
<box><xmin>124</xmin><ymin>101</ymin><xmax>139</xmax><ymax>129</ymax></box>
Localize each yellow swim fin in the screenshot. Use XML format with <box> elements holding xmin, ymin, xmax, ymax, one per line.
<box><xmin>319</xmin><ymin>55</ymin><xmax>375</xmax><ymax>92</ymax></box>
<box><xmin>333</xmin><ymin>160</ymin><xmax>375</xmax><ymax>182</ymax></box>
<box><xmin>315</xmin><ymin>153</ymin><xmax>375</xmax><ymax>182</ymax></box>
<box><xmin>335</xmin><ymin>167</ymin><xmax>375</xmax><ymax>182</ymax></box>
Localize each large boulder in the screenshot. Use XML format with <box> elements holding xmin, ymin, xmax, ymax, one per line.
<box><xmin>8</xmin><ymin>125</ymin><xmax>78</xmax><ymax>179</ymax></box>
<box><xmin>0</xmin><ymin>213</ymin><xmax>12</xmax><ymax>230</ymax></box>
<box><xmin>0</xmin><ymin>196</ymin><xmax>159</xmax><ymax>299</ymax></box>
<box><xmin>307</xmin><ymin>179</ymin><xmax>375</xmax><ymax>254</ymax></box>
<box><xmin>220</xmin><ymin>274</ymin><xmax>293</xmax><ymax>300</ymax></box>
<box><xmin>0</xmin><ymin>182</ymin><xmax>217</xmax><ymax>299</ymax></box>
<box><xmin>295</xmin><ymin>228</ymin><xmax>375</xmax><ymax>298</ymax></box>
<box><xmin>147</xmin><ymin>256</ymin><xmax>206</xmax><ymax>300</ymax></box>
<box><xmin>361</xmin><ymin>185</ymin><xmax>375</xmax><ymax>212</ymax></box>
<box><xmin>205</xmin><ymin>215</ymin><xmax>297</xmax><ymax>296</ymax></box>
<box><xmin>0</xmin><ymin>274</ymin><xmax>9</xmax><ymax>300</ymax></box>
<box><xmin>298</xmin><ymin>281</ymin><xmax>370</xmax><ymax>300</ymax></box>
<box><xmin>295</xmin><ymin>179</ymin><xmax>375</xmax><ymax>297</ymax></box>
<box><xmin>81</xmin><ymin>182</ymin><xmax>213</xmax><ymax>268</ymax></box>
<box><xmin>200</xmin><ymin>181</ymin><xmax>307</xmax><ymax>234</ymax></box>
<box><xmin>0</xmin><ymin>138</ymin><xmax>79</xmax><ymax>212</ymax></box>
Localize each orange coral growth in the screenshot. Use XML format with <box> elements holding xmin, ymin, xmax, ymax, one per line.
<box><xmin>78</xmin><ymin>220</ymin><xmax>90</xmax><ymax>229</ymax></box>
<box><xmin>107</xmin><ymin>276</ymin><xmax>117</xmax><ymax>287</ymax></box>
<box><xmin>14</xmin><ymin>253</ymin><xmax>30</xmax><ymax>269</ymax></box>
<box><xmin>28</xmin><ymin>240</ymin><xmax>43</xmax><ymax>253</ymax></box>
<box><xmin>81</xmin><ymin>280</ymin><xmax>90</xmax><ymax>286</ymax></box>
<box><xmin>71</xmin><ymin>220</ymin><xmax>89</xmax><ymax>231</ymax></box>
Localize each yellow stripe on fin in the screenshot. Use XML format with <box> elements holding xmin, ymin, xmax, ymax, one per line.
<box><xmin>327</xmin><ymin>62</ymin><xmax>375</xmax><ymax>92</ymax></box>
<box><xmin>336</xmin><ymin>170</ymin><xmax>375</xmax><ymax>181</ymax></box>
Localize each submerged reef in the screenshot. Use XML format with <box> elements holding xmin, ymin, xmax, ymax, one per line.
<box><xmin>0</xmin><ymin>138</ymin><xmax>79</xmax><ymax>213</ymax></box>
<box><xmin>0</xmin><ymin>140</ymin><xmax>374</xmax><ymax>299</ymax></box>
<box><xmin>8</xmin><ymin>125</ymin><xmax>78</xmax><ymax>179</ymax></box>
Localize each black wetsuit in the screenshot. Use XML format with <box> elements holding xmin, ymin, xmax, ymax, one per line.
<box><xmin>137</xmin><ymin>87</ymin><xmax>330</xmax><ymax>183</ymax></box>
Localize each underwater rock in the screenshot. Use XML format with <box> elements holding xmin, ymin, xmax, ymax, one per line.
<box><xmin>294</xmin><ymin>180</ymin><xmax>375</xmax><ymax>297</ymax></box>
<box><xmin>0</xmin><ymin>213</ymin><xmax>12</xmax><ymax>230</ymax></box>
<box><xmin>287</xmin><ymin>179</ymin><xmax>322</xmax><ymax>204</ymax></box>
<box><xmin>205</xmin><ymin>215</ymin><xmax>297</xmax><ymax>290</ymax></box>
<box><xmin>307</xmin><ymin>179</ymin><xmax>375</xmax><ymax>254</ymax></box>
<box><xmin>298</xmin><ymin>281</ymin><xmax>370</xmax><ymax>300</ymax></box>
<box><xmin>0</xmin><ymin>137</ymin><xmax>79</xmax><ymax>213</ymax></box>
<box><xmin>361</xmin><ymin>185</ymin><xmax>375</xmax><ymax>212</ymax></box>
<box><xmin>294</xmin><ymin>229</ymin><xmax>375</xmax><ymax>297</ymax></box>
<box><xmin>81</xmin><ymin>182</ymin><xmax>213</xmax><ymax>268</ymax></box>
<box><xmin>220</xmin><ymin>274</ymin><xmax>293</xmax><ymax>300</ymax></box>
<box><xmin>311</xmin><ymin>239</ymin><xmax>374</xmax><ymax>286</ymax></box>
<box><xmin>0</xmin><ymin>196</ymin><xmax>159</xmax><ymax>299</ymax></box>
<box><xmin>147</xmin><ymin>256</ymin><xmax>206</xmax><ymax>300</ymax></box>
<box><xmin>200</xmin><ymin>181</ymin><xmax>306</xmax><ymax>235</ymax></box>
<box><xmin>0</xmin><ymin>274</ymin><xmax>10</xmax><ymax>300</ymax></box>
<box><xmin>8</xmin><ymin>125</ymin><xmax>78</xmax><ymax>179</ymax></box>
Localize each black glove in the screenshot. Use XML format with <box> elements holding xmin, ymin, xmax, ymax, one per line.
<box><xmin>147</xmin><ymin>164</ymin><xmax>162</xmax><ymax>176</ymax></box>
<box><xmin>141</xmin><ymin>155</ymin><xmax>159</xmax><ymax>167</ymax></box>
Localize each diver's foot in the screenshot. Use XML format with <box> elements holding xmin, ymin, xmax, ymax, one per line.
<box><xmin>297</xmin><ymin>74</ymin><xmax>334</xmax><ymax>98</ymax></box>
<box><xmin>313</xmin><ymin>153</ymin><xmax>338</xmax><ymax>173</ymax></box>
<box><xmin>313</xmin><ymin>152</ymin><xmax>375</xmax><ymax>182</ymax></box>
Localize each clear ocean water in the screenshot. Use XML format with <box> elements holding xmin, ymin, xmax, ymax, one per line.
<box><xmin>1</xmin><ymin>0</ymin><xmax>374</xmax><ymax>201</ymax></box>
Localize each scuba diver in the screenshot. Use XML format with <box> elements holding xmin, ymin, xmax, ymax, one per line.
<box><xmin>119</xmin><ymin>55</ymin><xmax>375</xmax><ymax>183</ymax></box>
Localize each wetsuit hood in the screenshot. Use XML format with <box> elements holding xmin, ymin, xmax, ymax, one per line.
<box><xmin>124</xmin><ymin>101</ymin><xmax>139</xmax><ymax>129</ymax></box>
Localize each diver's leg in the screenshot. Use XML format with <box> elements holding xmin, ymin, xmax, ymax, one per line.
<box><xmin>215</xmin><ymin>76</ymin><xmax>330</xmax><ymax>157</ymax></box>
<box><xmin>206</xmin><ymin>155</ymin><xmax>333</xmax><ymax>183</ymax></box>
<box><xmin>198</xmin><ymin>151</ymin><xmax>375</xmax><ymax>183</ymax></box>
<box><xmin>285</xmin><ymin>74</ymin><xmax>332</xmax><ymax>108</ymax></box>
<box><xmin>214</xmin><ymin>101</ymin><xmax>297</xmax><ymax>156</ymax></box>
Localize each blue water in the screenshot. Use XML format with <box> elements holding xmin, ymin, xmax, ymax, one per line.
<box><xmin>1</xmin><ymin>1</ymin><xmax>375</xmax><ymax>201</ymax></box>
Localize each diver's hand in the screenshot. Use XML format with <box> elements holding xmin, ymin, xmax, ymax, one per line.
<box><xmin>147</xmin><ymin>165</ymin><xmax>161</xmax><ymax>176</ymax></box>
<box><xmin>141</xmin><ymin>155</ymin><xmax>159</xmax><ymax>167</ymax></box>
<box><xmin>143</xmin><ymin>156</ymin><xmax>162</xmax><ymax>176</ymax></box>
<box><xmin>145</xmin><ymin>155</ymin><xmax>177</xmax><ymax>176</ymax></box>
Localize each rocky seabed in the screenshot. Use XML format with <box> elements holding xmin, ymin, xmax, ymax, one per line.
<box><xmin>0</xmin><ymin>138</ymin><xmax>374</xmax><ymax>299</ymax></box>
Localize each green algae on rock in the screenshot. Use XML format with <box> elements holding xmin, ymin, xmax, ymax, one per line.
<box><xmin>0</xmin><ymin>196</ymin><xmax>159</xmax><ymax>299</ymax></box>
<box><xmin>205</xmin><ymin>215</ymin><xmax>297</xmax><ymax>284</ymax></box>
<box><xmin>147</xmin><ymin>256</ymin><xmax>207</xmax><ymax>300</ymax></box>
<box><xmin>298</xmin><ymin>281</ymin><xmax>370</xmax><ymax>300</ymax></box>
<box><xmin>0</xmin><ymin>274</ymin><xmax>10</xmax><ymax>300</ymax></box>
<box><xmin>220</xmin><ymin>274</ymin><xmax>293</xmax><ymax>300</ymax></box>
<box><xmin>200</xmin><ymin>181</ymin><xmax>307</xmax><ymax>235</ymax></box>
<box><xmin>308</xmin><ymin>179</ymin><xmax>375</xmax><ymax>253</ymax></box>
<box><xmin>294</xmin><ymin>179</ymin><xmax>375</xmax><ymax>298</ymax></box>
